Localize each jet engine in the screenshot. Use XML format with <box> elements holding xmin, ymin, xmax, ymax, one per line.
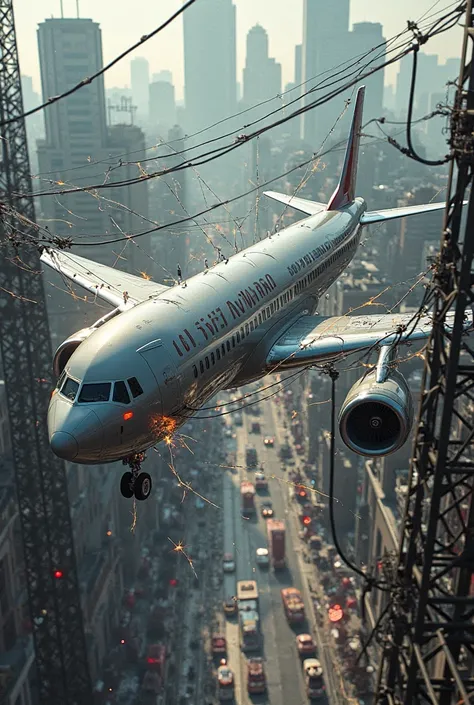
<box><xmin>53</xmin><ymin>327</ymin><xmax>95</xmax><ymax>377</ymax></box>
<box><xmin>338</xmin><ymin>350</ymin><xmax>414</xmax><ymax>457</ymax></box>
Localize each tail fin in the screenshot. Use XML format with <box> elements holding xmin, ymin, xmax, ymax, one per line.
<box><xmin>327</xmin><ymin>86</ymin><xmax>365</xmax><ymax>211</ymax></box>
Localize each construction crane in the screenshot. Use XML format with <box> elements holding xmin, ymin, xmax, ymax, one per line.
<box><xmin>0</xmin><ymin>2</ymin><xmax>92</xmax><ymax>703</ymax></box>
<box><xmin>375</xmin><ymin>2</ymin><xmax>474</xmax><ymax>703</ymax></box>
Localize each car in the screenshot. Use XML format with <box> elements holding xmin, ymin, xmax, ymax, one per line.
<box><xmin>217</xmin><ymin>661</ymin><xmax>235</xmax><ymax>701</ymax></box>
<box><xmin>211</xmin><ymin>635</ymin><xmax>227</xmax><ymax>655</ymax></box>
<box><xmin>303</xmin><ymin>658</ymin><xmax>325</xmax><ymax>699</ymax></box>
<box><xmin>254</xmin><ymin>471</ymin><xmax>267</xmax><ymax>490</ymax></box>
<box><xmin>256</xmin><ymin>547</ymin><xmax>270</xmax><ymax>566</ymax></box>
<box><xmin>263</xmin><ymin>436</ymin><xmax>275</xmax><ymax>447</ymax></box>
<box><xmin>223</xmin><ymin>596</ymin><xmax>238</xmax><ymax>616</ymax></box>
<box><xmin>296</xmin><ymin>633</ymin><xmax>317</xmax><ymax>656</ymax></box>
<box><xmin>222</xmin><ymin>553</ymin><xmax>236</xmax><ymax>573</ymax></box>
<box><xmin>261</xmin><ymin>502</ymin><xmax>274</xmax><ymax>518</ymax></box>
<box><xmin>247</xmin><ymin>657</ymin><xmax>267</xmax><ymax>694</ymax></box>
<box><xmin>251</xmin><ymin>422</ymin><xmax>261</xmax><ymax>434</ymax></box>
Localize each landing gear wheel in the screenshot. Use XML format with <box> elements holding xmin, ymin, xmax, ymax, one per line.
<box><xmin>120</xmin><ymin>471</ymin><xmax>134</xmax><ymax>499</ymax></box>
<box><xmin>134</xmin><ymin>472</ymin><xmax>152</xmax><ymax>501</ymax></box>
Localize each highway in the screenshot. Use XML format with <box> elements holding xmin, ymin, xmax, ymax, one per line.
<box><xmin>221</xmin><ymin>392</ymin><xmax>343</xmax><ymax>705</ymax></box>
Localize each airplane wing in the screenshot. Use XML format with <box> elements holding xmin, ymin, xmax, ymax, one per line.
<box><xmin>266</xmin><ymin>310</ymin><xmax>471</xmax><ymax>370</ymax></box>
<box><xmin>40</xmin><ymin>248</ymin><xmax>170</xmax><ymax>308</ymax></box>
<box><xmin>360</xmin><ymin>202</ymin><xmax>448</xmax><ymax>224</ymax></box>
<box><xmin>263</xmin><ymin>191</ymin><xmax>326</xmax><ymax>216</ymax></box>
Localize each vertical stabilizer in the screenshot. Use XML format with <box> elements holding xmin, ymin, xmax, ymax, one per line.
<box><xmin>327</xmin><ymin>86</ymin><xmax>365</xmax><ymax>211</ymax></box>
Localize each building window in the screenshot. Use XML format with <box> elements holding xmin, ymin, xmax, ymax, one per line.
<box><xmin>216</xmin><ymin>348</ymin><xmax>221</xmax><ymax>360</ymax></box>
<box><xmin>200</xmin><ymin>361</ymin><xmax>204</xmax><ymax>374</ymax></box>
<box><xmin>226</xmin><ymin>340</ymin><xmax>231</xmax><ymax>352</ymax></box>
<box><xmin>205</xmin><ymin>356</ymin><xmax>210</xmax><ymax>370</ymax></box>
<box><xmin>193</xmin><ymin>364</ymin><xmax>198</xmax><ymax>378</ymax></box>
<box><xmin>211</xmin><ymin>352</ymin><xmax>215</xmax><ymax>365</ymax></box>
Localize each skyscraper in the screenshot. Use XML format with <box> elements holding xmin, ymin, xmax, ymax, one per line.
<box><xmin>149</xmin><ymin>80</ymin><xmax>176</xmax><ymax>132</ymax></box>
<box><xmin>242</xmin><ymin>25</ymin><xmax>281</xmax><ymax>108</ymax></box>
<box><xmin>183</xmin><ymin>0</ymin><xmax>237</xmax><ymax>131</ymax></box>
<box><xmin>130</xmin><ymin>57</ymin><xmax>150</xmax><ymax>120</ymax></box>
<box><xmin>302</xmin><ymin>0</ymin><xmax>350</xmax><ymax>145</ymax></box>
<box><xmin>349</xmin><ymin>23</ymin><xmax>385</xmax><ymax>122</ymax></box>
<box><xmin>36</xmin><ymin>18</ymin><xmax>149</xmax><ymax>274</ymax></box>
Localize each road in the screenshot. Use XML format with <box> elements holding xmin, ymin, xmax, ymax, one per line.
<box><xmin>220</xmin><ymin>392</ymin><xmax>343</xmax><ymax>705</ymax></box>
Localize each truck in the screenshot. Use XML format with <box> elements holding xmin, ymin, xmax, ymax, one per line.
<box><xmin>246</xmin><ymin>447</ymin><xmax>258</xmax><ymax>467</ymax></box>
<box><xmin>267</xmin><ymin>519</ymin><xmax>285</xmax><ymax>569</ymax></box>
<box><xmin>241</xmin><ymin>481</ymin><xmax>256</xmax><ymax>516</ymax></box>
<box><xmin>281</xmin><ymin>587</ymin><xmax>306</xmax><ymax>623</ymax></box>
<box><xmin>239</xmin><ymin>607</ymin><xmax>261</xmax><ymax>651</ymax></box>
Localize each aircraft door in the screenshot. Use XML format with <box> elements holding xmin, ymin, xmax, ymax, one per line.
<box><xmin>138</xmin><ymin>339</ymin><xmax>182</xmax><ymax>414</ymax></box>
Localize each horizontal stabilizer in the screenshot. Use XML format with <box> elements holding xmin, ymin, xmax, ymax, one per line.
<box><xmin>263</xmin><ymin>190</ymin><xmax>326</xmax><ymax>216</ymax></box>
<box><xmin>361</xmin><ymin>201</ymin><xmax>449</xmax><ymax>225</ymax></box>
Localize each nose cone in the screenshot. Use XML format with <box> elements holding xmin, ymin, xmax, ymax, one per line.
<box><xmin>50</xmin><ymin>431</ymin><xmax>79</xmax><ymax>461</ymax></box>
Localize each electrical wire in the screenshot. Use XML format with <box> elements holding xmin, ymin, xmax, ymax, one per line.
<box><xmin>0</xmin><ymin>0</ymin><xmax>197</xmax><ymax>128</ymax></box>
<box><xmin>27</xmin><ymin>31</ymin><xmax>423</xmax><ymax>199</ymax></box>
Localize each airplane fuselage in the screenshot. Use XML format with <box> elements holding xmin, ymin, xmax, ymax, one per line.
<box><xmin>48</xmin><ymin>198</ymin><xmax>365</xmax><ymax>464</ymax></box>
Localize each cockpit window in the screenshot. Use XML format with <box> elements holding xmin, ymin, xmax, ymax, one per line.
<box><xmin>127</xmin><ymin>377</ymin><xmax>143</xmax><ymax>398</ymax></box>
<box><xmin>60</xmin><ymin>377</ymin><xmax>79</xmax><ymax>401</ymax></box>
<box><xmin>56</xmin><ymin>370</ymin><xmax>67</xmax><ymax>389</ymax></box>
<box><xmin>113</xmin><ymin>381</ymin><xmax>130</xmax><ymax>404</ymax></box>
<box><xmin>78</xmin><ymin>383</ymin><xmax>111</xmax><ymax>403</ymax></box>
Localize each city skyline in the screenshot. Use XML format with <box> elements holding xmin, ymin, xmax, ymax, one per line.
<box><xmin>15</xmin><ymin>0</ymin><xmax>460</xmax><ymax>101</ymax></box>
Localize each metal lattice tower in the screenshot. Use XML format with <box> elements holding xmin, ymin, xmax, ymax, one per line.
<box><xmin>0</xmin><ymin>2</ymin><xmax>91</xmax><ymax>703</ymax></box>
<box><xmin>376</xmin><ymin>3</ymin><xmax>474</xmax><ymax>703</ymax></box>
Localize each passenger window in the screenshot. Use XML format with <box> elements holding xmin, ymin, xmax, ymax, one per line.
<box><xmin>205</xmin><ymin>356</ymin><xmax>210</xmax><ymax>370</ymax></box>
<box><xmin>222</xmin><ymin>344</ymin><xmax>226</xmax><ymax>356</ymax></box>
<box><xmin>250</xmin><ymin>321</ymin><xmax>254</xmax><ymax>332</ymax></box>
<box><xmin>61</xmin><ymin>377</ymin><xmax>79</xmax><ymax>401</ymax></box>
<box><xmin>232</xmin><ymin>336</ymin><xmax>235</xmax><ymax>347</ymax></box>
<box><xmin>226</xmin><ymin>341</ymin><xmax>231</xmax><ymax>352</ymax></box>
<box><xmin>245</xmin><ymin>324</ymin><xmax>250</xmax><ymax>335</ymax></box>
<box><xmin>216</xmin><ymin>348</ymin><xmax>221</xmax><ymax>360</ymax></box>
<box><xmin>258</xmin><ymin>313</ymin><xmax>262</xmax><ymax>325</ymax></box>
<box><xmin>193</xmin><ymin>364</ymin><xmax>198</xmax><ymax>379</ymax></box>
<box><xmin>236</xmin><ymin>331</ymin><xmax>241</xmax><ymax>343</ymax></box>
<box><xmin>78</xmin><ymin>382</ymin><xmax>111</xmax><ymax>403</ymax></box>
<box><xmin>240</xmin><ymin>327</ymin><xmax>245</xmax><ymax>339</ymax></box>
<box><xmin>113</xmin><ymin>381</ymin><xmax>130</xmax><ymax>404</ymax></box>
<box><xmin>254</xmin><ymin>317</ymin><xmax>258</xmax><ymax>327</ymax></box>
<box><xmin>211</xmin><ymin>352</ymin><xmax>215</xmax><ymax>365</ymax></box>
<box><xmin>200</xmin><ymin>361</ymin><xmax>204</xmax><ymax>374</ymax></box>
<box><xmin>127</xmin><ymin>377</ymin><xmax>143</xmax><ymax>398</ymax></box>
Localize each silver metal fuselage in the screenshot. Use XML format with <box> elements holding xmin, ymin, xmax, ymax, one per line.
<box><xmin>47</xmin><ymin>199</ymin><xmax>365</xmax><ymax>464</ymax></box>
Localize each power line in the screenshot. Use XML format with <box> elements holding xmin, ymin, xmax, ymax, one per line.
<box><xmin>0</xmin><ymin>0</ymin><xmax>197</xmax><ymax>127</ymax></box>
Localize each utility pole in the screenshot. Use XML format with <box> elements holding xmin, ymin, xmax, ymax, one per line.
<box><xmin>0</xmin><ymin>1</ymin><xmax>92</xmax><ymax>703</ymax></box>
<box><xmin>376</xmin><ymin>2</ymin><xmax>474</xmax><ymax>702</ymax></box>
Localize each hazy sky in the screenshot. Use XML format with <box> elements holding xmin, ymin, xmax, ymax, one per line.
<box><xmin>14</xmin><ymin>0</ymin><xmax>460</xmax><ymax>100</ymax></box>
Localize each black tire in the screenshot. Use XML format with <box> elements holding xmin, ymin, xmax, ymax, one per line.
<box><xmin>120</xmin><ymin>472</ymin><xmax>134</xmax><ymax>499</ymax></box>
<box><xmin>134</xmin><ymin>472</ymin><xmax>152</xmax><ymax>501</ymax></box>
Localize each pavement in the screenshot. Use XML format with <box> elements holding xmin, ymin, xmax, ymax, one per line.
<box><xmin>219</xmin><ymin>391</ymin><xmax>345</xmax><ymax>705</ymax></box>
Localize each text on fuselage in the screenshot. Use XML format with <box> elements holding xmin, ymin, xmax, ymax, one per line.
<box><xmin>172</xmin><ymin>272</ymin><xmax>277</xmax><ymax>357</ymax></box>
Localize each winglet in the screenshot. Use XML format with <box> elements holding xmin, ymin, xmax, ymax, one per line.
<box><xmin>327</xmin><ymin>86</ymin><xmax>365</xmax><ymax>211</ymax></box>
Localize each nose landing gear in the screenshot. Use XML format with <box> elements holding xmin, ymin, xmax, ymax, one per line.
<box><xmin>120</xmin><ymin>453</ymin><xmax>152</xmax><ymax>501</ymax></box>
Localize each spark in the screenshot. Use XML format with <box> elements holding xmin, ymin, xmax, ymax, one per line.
<box><xmin>168</xmin><ymin>536</ymin><xmax>198</xmax><ymax>579</ymax></box>
<box><xmin>129</xmin><ymin>498</ymin><xmax>137</xmax><ymax>533</ymax></box>
<box><xmin>140</xmin><ymin>271</ymin><xmax>152</xmax><ymax>280</ymax></box>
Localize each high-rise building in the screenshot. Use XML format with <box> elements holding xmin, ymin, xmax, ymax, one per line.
<box><xmin>349</xmin><ymin>23</ymin><xmax>385</xmax><ymax>122</ymax></box>
<box><xmin>130</xmin><ymin>57</ymin><xmax>150</xmax><ymax>120</ymax></box>
<box><xmin>21</xmin><ymin>75</ymin><xmax>44</xmax><ymax>172</ymax></box>
<box><xmin>183</xmin><ymin>0</ymin><xmax>237</xmax><ymax>131</ymax></box>
<box><xmin>295</xmin><ymin>44</ymin><xmax>302</xmax><ymax>87</ymax></box>
<box><xmin>242</xmin><ymin>25</ymin><xmax>281</xmax><ymax>108</ymax></box>
<box><xmin>36</xmin><ymin>18</ymin><xmax>109</xmax><ymax>259</ymax></box>
<box><xmin>302</xmin><ymin>0</ymin><xmax>350</xmax><ymax>145</ymax></box>
<box><xmin>149</xmin><ymin>80</ymin><xmax>176</xmax><ymax>132</ymax></box>
<box><xmin>36</xmin><ymin>17</ymin><xmax>149</xmax><ymax>338</ymax></box>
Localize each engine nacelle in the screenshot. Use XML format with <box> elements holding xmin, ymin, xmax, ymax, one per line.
<box><xmin>338</xmin><ymin>369</ymin><xmax>414</xmax><ymax>457</ymax></box>
<box><xmin>53</xmin><ymin>328</ymin><xmax>94</xmax><ymax>377</ymax></box>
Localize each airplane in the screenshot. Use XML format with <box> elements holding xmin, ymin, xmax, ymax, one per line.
<box><xmin>41</xmin><ymin>86</ymin><xmax>467</xmax><ymax>502</ymax></box>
